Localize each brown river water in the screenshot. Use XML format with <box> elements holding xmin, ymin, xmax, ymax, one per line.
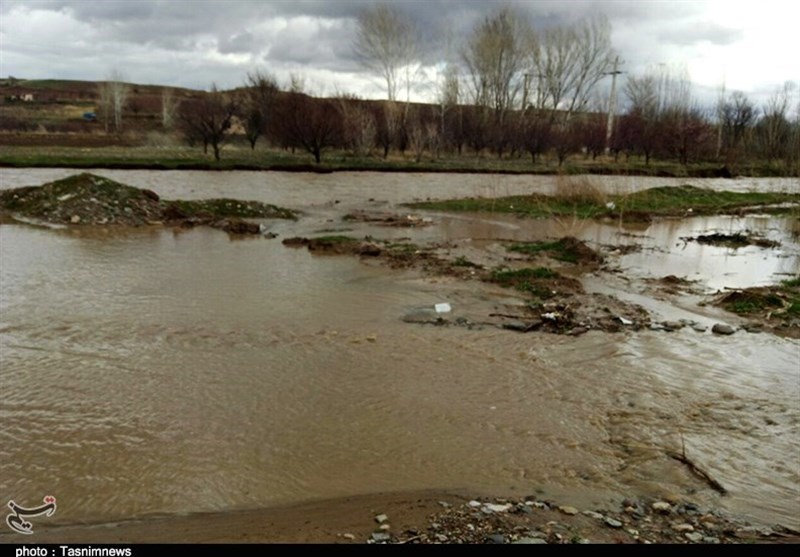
<box><xmin>1</xmin><ymin>169</ymin><xmax>798</xmax><ymax>529</ymax></box>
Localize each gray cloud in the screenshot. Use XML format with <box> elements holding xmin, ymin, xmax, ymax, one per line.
<box><xmin>657</xmin><ymin>22</ymin><xmax>744</xmax><ymax>47</ymax></box>
<box><xmin>0</xmin><ymin>0</ymin><xmax>790</xmax><ymax>105</ymax></box>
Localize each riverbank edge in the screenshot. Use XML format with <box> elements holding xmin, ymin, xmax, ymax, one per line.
<box><xmin>0</xmin><ymin>160</ymin><xmax>781</xmax><ymax>178</ymax></box>
<box><xmin>0</xmin><ymin>489</ymin><xmax>796</xmax><ymax>544</ymax></box>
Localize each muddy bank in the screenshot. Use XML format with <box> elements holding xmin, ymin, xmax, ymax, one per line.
<box><xmin>1</xmin><ymin>489</ymin><xmax>796</xmax><ymax>544</ymax></box>
<box><xmin>705</xmin><ymin>280</ymin><xmax>800</xmax><ymax>337</ymax></box>
<box><xmin>0</xmin><ymin>172</ymin><xmax>296</xmax><ymax>232</ymax></box>
<box><xmin>283</xmin><ymin>233</ymin><xmax>650</xmax><ymax>334</ymax></box>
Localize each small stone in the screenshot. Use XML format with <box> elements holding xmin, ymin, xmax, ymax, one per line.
<box><xmin>518</xmin><ymin>504</ymin><xmax>533</xmax><ymax>514</ymax></box>
<box><xmin>673</xmin><ymin>523</ymin><xmax>695</xmax><ymax>533</ymax></box>
<box><xmin>685</xmin><ymin>532</ymin><xmax>703</xmax><ymax>542</ymax></box>
<box><xmin>486</xmin><ymin>534</ymin><xmax>505</xmax><ymax>544</ymax></box>
<box><xmin>712</xmin><ymin>323</ymin><xmax>736</xmax><ymax>335</ymax></box>
<box><xmin>703</xmin><ymin>537</ymin><xmax>720</xmax><ymax>544</ymax></box>
<box><xmin>502</xmin><ymin>321</ymin><xmax>531</xmax><ymax>332</ymax></box>
<box><xmin>532</xmin><ymin>501</ymin><xmax>547</xmax><ymax>509</ymax></box>
<box><xmin>527</xmin><ymin>531</ymin><xmax>547</xmax><ymax>539</ymax></box>
<box><xmin>484</xmin><ymin>503</ymin><xmax>512</xmax><ymax>513</ymax></box>
<box><xmin>558</xmin><ymin>505</ymin><xmax>579</xmax><ymax>516</ymax></box>
<box><xmin>375</xmin><ymin>513</ymin><xmax>389</xmax><ymax>524</ymax></box>
<box><xmin>513</xmin><ymin>537</ymin><xmax>547</xmax><ymax>544</ymax></box>
<box><xmin>662</xmin><ymin>320</ymin><xmax>683</xmax><ymax>331</ymax></box>
<box><xmin>435</xmin><ymin>533</ymin><xmax>448</xmax><ymax>543</ymax></box>
<box><xmin>438</xmin><ymin>501</ymin><xmax>451</xmax><ymax>508</ymax></box>
<box><xmin>70</xmin><ymin>215</ymin><xmax>81</xmax><ymax>224</ymax></box>
<box><xmin>342</xmin><ymin>533</ymin><xmax>356</xmax><ymax>540</ymax></box>
<box><xmin>379</xmin><ymin>524</ymin><xmax>391</xmax><ymax>531</ymax></box>
<box><xmin>692</xmin><ymin>324</ymin><xmax>708</xmax><ymax>332</ymax></box>
<box><xmin>371</xmin><ymin>532</ymin><xmax>391</xmax><ymax>543</ymax></box>
<box><xmin>430</xmin><ymin>522</ymin><xmax>441</xmax><ymax>530</ymax></box>
<box><xmin>468</xmin><ymin>500</ymin><xmax>482</xmax><ymax>508</ymax></box>
<box><xmin>582</xmin><ymin>511</ymin><xmax>604</xmax><ymax>520</ymax></box>
<box><xmin>652</xmin><ymin>501</ymin><xmax>672</xmax><ymax>514</ymax></box>
<box><xmin>605</xmin><ymin>518</ymin><xmax>623</xmax><ymax>528</ymax></box>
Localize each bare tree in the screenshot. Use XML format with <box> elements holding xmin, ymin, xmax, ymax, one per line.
<box><xmin>97</xmin><ymin>81</ymin><xmax>112</xmax><ymax>133</ymax></box>
<box><xmin>242</xmin><ymin>70</ymin><xmax>279</xmax><ymax>149</ymax></box>
<box><xmin>178</xmin><ymin>84</ymin><xmax>239</xmax><ymax>161</ymax></box>
<box><xmin>353</xmin><ymin>3</ymin><xmax>420</xmax><ymax>103</ymax></box>
<box><xmin>531</xmin><ymin>16</ymin><xmax>615</xmax><ymax>122</ymax></box>
<box><xmin>462</xmin><ymin>7</ymin><xmax>529</xmax><ymax>124</ymax></box>
<box><xmin>622</xmin><ymin>72</ymin><xmax>662</xmax><ymax>164</ymax></box>
<box><xmin>758</xmin><ymin>81</ymin><xmax>796</xmax><ymax>162</ymax></box>
<box><xmin>719</xmin><ymin>90</ymin><xmax>757</xmax><ymax>154</ymax></box>
<box><xmin>106</xmin><ymin>69</ymin><xmax>130</xmax><ymax>133</ymax></box>
<box><xmin>273</xmin><ymin>84</ymin><xmax>342</xmax><ymax>164</ymax></box>
<box><xmin>161</xmin><ymin>88</ymin><xmax>179</xmax><ymax>130</ymax></box>
<box><xmin>335</xmin><ymin>93</ymin><xmax>376</xmax><ymax>157</ymax></box>
<box><xmin>375</xmin><ymin>101</ymin><xmax>403</xmax><ymax>158</ymax></box>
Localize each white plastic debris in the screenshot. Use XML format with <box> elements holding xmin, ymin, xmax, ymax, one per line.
<box><xmin>618</xmin><ymin>316</ymin><xmax>634</xmax><ymax>326</ymax></box>
<box><xmin>606</xmin><ymin>201</ymin><xmax>616</xmax><ymax>210</ymax></box>
<box><xmin>435</xmin><ymin>303</ymin><xmax>452</xmax><ymax>313</ymax></box>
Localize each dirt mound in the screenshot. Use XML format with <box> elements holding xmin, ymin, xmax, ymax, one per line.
<box><xmin>0</xmin><ymin>172</ymin><xmax>162</xmax><ymax>225</ymax></box>
<box><xmin>0</xmin><ymin>173</ymin><xmax>298</xmax><ymax>233</ymax></box>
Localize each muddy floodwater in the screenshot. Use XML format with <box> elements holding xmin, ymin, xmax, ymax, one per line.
<box><xmin>1</xmin><ymin>169</ymin><xmax>798</xmax><ymax>529</ymax></box>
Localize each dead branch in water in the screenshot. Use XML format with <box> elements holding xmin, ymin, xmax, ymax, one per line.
<box><xmin>666</xmin><ymin>449</ymin><xmax>728</xmax><ymax>495</ymax></box>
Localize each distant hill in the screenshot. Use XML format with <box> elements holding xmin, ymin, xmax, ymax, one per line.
<box><xmin>0</xmin><ymin>78</ymin><xmax>203</xmax><ymax>136</ymax></box>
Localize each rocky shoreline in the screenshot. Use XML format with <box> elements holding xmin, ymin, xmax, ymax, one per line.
<box><xmin>1</xmin><ymin>490</ymin><xmax>797</xmax><ymax>544</ymax></box>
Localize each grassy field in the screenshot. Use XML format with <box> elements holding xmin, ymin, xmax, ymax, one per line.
<box><xmin>2</xmin><ymin>141</ymin><xmax>794</xmax><ymax>177</ymax></box>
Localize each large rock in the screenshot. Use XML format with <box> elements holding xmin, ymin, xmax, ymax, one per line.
<box><xmin>712</xmin><ymin>323</ymin><xmax>736</xmax><ymax>335</ymax></box>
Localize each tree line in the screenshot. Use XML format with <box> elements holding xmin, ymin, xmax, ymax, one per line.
<box><xmin>101</xmin><ymin>4</ymin><xmax>800</xmax><ymax>172</ymax></box>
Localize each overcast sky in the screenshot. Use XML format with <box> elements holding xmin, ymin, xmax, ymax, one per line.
<box><xmin>1</xmin><ymin>0</ymin><xmax>798</xmax><ymax>107</ymax></box>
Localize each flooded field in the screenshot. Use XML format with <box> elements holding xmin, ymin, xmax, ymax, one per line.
<box><xmin>1</xmin><ymin>169</ymin><xmax>798</xmax><ymax>530</ymax></box>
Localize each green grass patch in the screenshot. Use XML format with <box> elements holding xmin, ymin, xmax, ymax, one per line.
<box><xmin>509</xmin><ymin>239</ymin><xmax>579</xmax><ymax>263</ymax></box>
<box><xmin>488</xmin><ymin>267</ymin><xmax>559</xmax><ymax>298</ymax></box>
<box><xmin>165</xmin><ymin>199</ymin><xmax>296</xmax><ymax>220</ymax></box>
<box><xmin>311</xmin><ymin>235</ymin><xmax>358</xmax><ymax>244</ymax></box>
<box><xmin>452</xmin><ymin>255</ymin><xmax>480</xmax><ymax>267</ymax></box>
<box><xmin>409</xmin><ymin>184</ymin><xmax>800</xmax><ymax>220</ymax></box>
<box><xmin>386</xmin><ymin>242</ymin><xmax>420</xmax><ymax>253</ymax></box>
<box><xmin>782</xmin><ymin>276</ymin><xmax>800</xmax><ymax>288</ymax></box>
<box><xmin>722</xmin><ymin>292</ymin><xmax>784</xmax><ymax>314</ymax></box>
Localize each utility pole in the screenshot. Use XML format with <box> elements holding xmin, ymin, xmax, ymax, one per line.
<box><xmin>605</xmin><ymin>56</ymin><xmax>623</xmax><ymax>155</ymax></box>
<box><xmin>715</xmin><ymin>73</ymin><xmax>726</xmax><ymax>160</ymax></box>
